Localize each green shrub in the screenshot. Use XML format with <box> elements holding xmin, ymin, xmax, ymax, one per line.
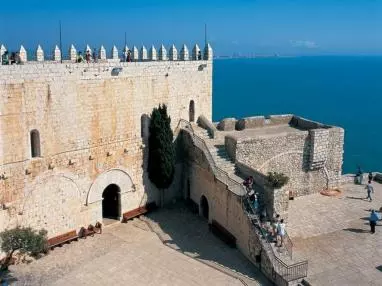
<box><xmin>0</xmin><ymin>227</ymin><xmax>48</xmax><ymax>271</ymax></box>
<box><xmin>266</xmin><ymin>172</ymin><xmax>289</xmax><ymax>188</ymax></box>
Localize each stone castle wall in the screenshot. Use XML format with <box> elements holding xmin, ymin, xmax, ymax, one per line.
<box><xmin>225</xmin><ymin>120</ymin><xmax>344</xmax><ymax>197</ymax></box>
<box><xmin>0</xmin><ymin>58</ymin><xmax>212</xmax><ymax>237</ymax></box>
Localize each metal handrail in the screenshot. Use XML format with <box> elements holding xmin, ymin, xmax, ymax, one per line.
<box><xmin>241</xmin><ymin>195</ymin><xmax>308</xmax><ymax>283</ymax></box>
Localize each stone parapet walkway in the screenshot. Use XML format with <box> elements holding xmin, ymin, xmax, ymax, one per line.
<box><xmin>288</xmin><ymin>182</ymin><xmax>382</xmax><ymax>285</ymax></box>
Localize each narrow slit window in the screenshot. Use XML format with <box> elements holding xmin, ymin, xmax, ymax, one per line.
<box><xmin>30</xmin><ymin>129</ymin><xmax>41</xmax><ymax>158</ymax></box>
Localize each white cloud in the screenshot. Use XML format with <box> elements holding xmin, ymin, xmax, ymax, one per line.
<box><xmin>290</xmin><ymin>40</ymin><xmax>318</xmax><ymax>49</ymax></box>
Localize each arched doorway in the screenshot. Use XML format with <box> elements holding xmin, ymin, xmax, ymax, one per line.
<box><xmin>102</xmin><ymin>184</ymin><xmax>121</xmax><ymax>220</ymax></box>
<box><xmin>189</xmin><ymin>100</ymin><xmax>195</xmax><ymax>122</ymax></box>
<box><xmin>200</xmin><ymin>195</ymin><xmax>209</xmax><ymax>219</ymax></box>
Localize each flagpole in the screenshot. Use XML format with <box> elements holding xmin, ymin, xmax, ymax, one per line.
<box><xmin>59</xmin><ymin>20</ymin><xmax>62</xmax><ymax>63</ymax></box>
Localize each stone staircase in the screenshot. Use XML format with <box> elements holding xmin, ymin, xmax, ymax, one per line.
<box><xmin>193</xmin><ymin>125</ymin><xmax>244</xmax><ymax>183</ymax></box>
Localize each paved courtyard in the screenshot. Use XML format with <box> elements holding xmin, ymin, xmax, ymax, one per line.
<box><xmin>7</xmin><ymin>204</ymin><xmax>269</xmax><ymax>286</ymax></box>
<box><xmin>288</xmin><ymin>182</ymin><xmax>382</xmax><ymax>285</ymax></box>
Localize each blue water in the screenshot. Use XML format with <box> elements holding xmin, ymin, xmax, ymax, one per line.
<box><xmin>212</xmin><ymin>57</ymin><xmax>382</xmax><ymax>174</ymax></box>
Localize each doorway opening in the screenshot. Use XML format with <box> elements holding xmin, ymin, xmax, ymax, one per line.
<box><xmin>102</xmin><ymin>184</ymin><xmax>121</xmax><ymax>220</ymax></box>
<box><xmin>200</xmin><ymin>195</ymin><xmax>209</xmax><ymax>220</ymax></box>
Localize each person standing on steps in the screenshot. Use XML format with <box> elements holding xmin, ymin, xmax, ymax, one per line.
<box><xmin>357</xmin><ymin>165</ymin><xmax>363</xmax><ymax>184</ymax></box>
<box><xmin>369</xmin><ymin>210</ymin><xmax>379</xmax><ymax>234</ymax></box>
<box><xmin>366</xmin><ymin>181</ymin><xmax>374</xmax><ymax>202</ymax></box>
<box><xmin>277</xmin><ymin>219</ymin><xmax>286</xmax><ymax>247</ymax></box>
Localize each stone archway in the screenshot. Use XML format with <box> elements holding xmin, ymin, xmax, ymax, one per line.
<box><xmin>102</xmin><ymin>184</ymin><xmax>121</xmax><ymax>219</ymax></box>
<box><xmin>200</xmin><ymin>195</ymin><xmax>209</xmax><ymax>219</ymax></box>
<box><xmin>87</xmin><ymin>168</ymin><xmax>134</xmax><ymax>205</ymax></box>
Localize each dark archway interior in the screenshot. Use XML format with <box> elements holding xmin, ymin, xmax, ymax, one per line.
<box><xmin>200</xmin><ymin>195</ymin><xmax>209</xmax><ymax>219</ymax></box>
<box><xmin>189</xmin><ymin>100</ymin><xmax>195</xmax><ymax>122</ymax></box>
<box><xmin>102</xmin><ymin>184</ymin><xmax>121</xmax><ymax>219</ymax></box>
<box><xmin>30</xmin><ymin>129</ymin><xmax>41</xmax><ymax>157</ymax></box>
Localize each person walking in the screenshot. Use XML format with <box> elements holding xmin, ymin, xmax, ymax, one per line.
<box><xmin>368</xmin><ymin>172</ymin><xmax>373</xmax><ymax>182</ymax></box>
<box><xmin>92</xmin><ymin>48</ymin><xmax>97</xmax><ymax>63</ymax></box>
<box><xmin>369</xmin><ymin>210</ymin><xmax>379</xmax><ymax>234</ymax></box>
<box><xmin>357</xmin><ymin>165</ymin><xmax>363</xmax><ymax>184</ymax></box>
<box><xmin>365</xmin><ymin>181</ymin><xmax>374</xmax><ymax>202</ymax></box>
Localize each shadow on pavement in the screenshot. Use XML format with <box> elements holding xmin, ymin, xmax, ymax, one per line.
<box><xmin>342</xmin><ymin>228</ymin><xmax>369</xmax><ymax>233</ymax></box>
<box><xmin>146</xmin><ymin>201</ymin><xmax>269</xmax><ymax>284</ymax></box>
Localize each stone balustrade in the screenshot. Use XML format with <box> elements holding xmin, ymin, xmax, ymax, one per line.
<box><xmin>0</xmin><ymin>43</ymin><xmax>213</xmax><ymax>64</ymax></box>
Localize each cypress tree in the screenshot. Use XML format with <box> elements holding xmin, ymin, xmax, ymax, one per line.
<box><xmin>148</xmin><ymin>104</ymin><xmax>175</xmax><ymax>191</ymax></box>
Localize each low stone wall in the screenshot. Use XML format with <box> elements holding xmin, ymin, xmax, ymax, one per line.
<box><xmin>290</xmin><ymin>115</ymin><xmax>331</xmax><ymax>130</ymax></box>
<box><xmin>197</xmin><ymin>115</ymin><xmax>217</xmax><ymax>138</ymax></box>
<box><xmin>217</xmin><ymin>118</ymin><xmax>236</xmax><ymax>131</ymax></box>
<box><xmin>235</xmin><ymin>114</ymin><xmax>293</xmax><ymax>131</ymax></box>
<box><xmin>225</xmin><ymin>135</ymin><xmax>237</xmax><ymax>161</ymax></box>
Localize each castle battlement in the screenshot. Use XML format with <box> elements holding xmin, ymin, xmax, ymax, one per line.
<box><xmin>0</xmin><ymin>43</ymin><xmax>213</xmax><ymax>63</ymax></box>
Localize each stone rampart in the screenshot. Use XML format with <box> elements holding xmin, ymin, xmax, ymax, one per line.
<box><xmin>0</xmin><ymin>47</ymin><xmax>213</xmax><ymax>237</ymax></box>
<box><xmin>224</xmin><ymin>115</ymin><xmax>344</xmax><ymax>197</ymax></box>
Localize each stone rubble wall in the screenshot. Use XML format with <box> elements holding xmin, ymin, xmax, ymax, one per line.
<box><xmin>308</xmin><ymin>129</ymin><xmax>330</xmax><ymax>170</ymax></box>
<box><xmin>231</xmin><ymin>125</ymin><xmax>344</xmax><ymax>197</ymax></box>
<box><xmin>0</xmin><ymin>59</ymin><xmax>212</xmax><ymax>237</ymax></box>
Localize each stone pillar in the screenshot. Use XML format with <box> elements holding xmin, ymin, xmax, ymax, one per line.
<box><xmin>53</xmin><ymin>45</ymin><xmax>61</xmax><ymax>62</ymax></box>
<box><xmin>192</xmin><ymin>44</ymin><xmax>200</xmax><ymax>60</ymax></box>
<box><xmin>112</xmin><ymin>45</ymin><xmax>118</xmax><ymax>60</ymax></box>
<box><xmin>149</xmin><ymin>45</ymin><xmax>157</xmax><ymax>61</ymax></box>
<box><xmin>19</xmin><ymin>45</ymin><xmax>27</xmax><ymax>62</ymax></box>
<box><xmin>132</xmin><ymin>46</ymin><xmax>139</xmax><ymax>61</ymax></box>
<box><xmin>99</xmin><ymin>45</ymin><xmax>106</xmax><ymax>60</ymax></box>
<box><xmin>36</xmin><ymin>45</ymin><xmax>44</xmax><ymax>62</ymax></box>
<box><xmin>1</xmin><ymin>44</ymin><xmax>7</xmax><ymax>59</ymax></box>
<box><xmin>204</xmin><ymin>43</ymin><xmax>213</xmax><ymax>60</ymax></box>
<box><xmin>180</xmin><ymin>44</ymin><xmax>189</xmax><ymax>60</ymax></box>
<box><xmin>140</xmin><ymin>46</ymin><xmax>147</xmax><ymax>61</ymax></box>
<box><xmin>69</xmin><ymin>44</ymin><xmax>77</xmax><ymax>62</ymax></box>
<box><xmin>158</xmin><ymin>44</ymin><xmax>167</xmax><ymax>61</ymax></box>
<box><xmin>169</xmin><ymin>44</ymin><xmax>177</xmax><ymax>61</ymax></box>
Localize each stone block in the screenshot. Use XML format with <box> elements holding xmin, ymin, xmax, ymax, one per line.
<box><xmin>217</xmin><ymin>118</ymin><xmax>236</xmax><ymax>131</ymax></box>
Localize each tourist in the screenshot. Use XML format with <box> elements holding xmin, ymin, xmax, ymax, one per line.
<box><xmin>243</xmin><ymin>176</ymin><xmax>254</xmax><ymax>192</ymax></box>
<box><xmin>253</xmin><ymin>195</ymin><xmax>259</xmax><ymax>210</ymax></box>
<box><xmin>357</xmin><ymin>165</ymin><xmax>363</xmax><ymax>184</ymax></box>
<box><xmin>10</xmin><ymin>52</ymin><xmax>16</xmax><ymax>65</ymax></box>
<box><xmin>369</xmin><ymin>210</ymin><xmax>379</xmax><ymax>234</ymax></box>
<box><xmin>198</xmin><ymin>50</ymin><xmax>202</xmax><ymax>60</ymax></box>
<box><xmin>92</xmin><ymin>48</ymin><xmax>97</xmax><ymax>63</ymax></box>
<box><xmin>85</xmin><ymin>50</ymin><xmax>91</xmax><ymax>63</ymax></box>
<box><xmin>77</xmin><ymin>52</ymin><xmax>84</xmax><ymax>63</ymax></box>
<box><xmin>1</xmin><ymin>51</ymin><xmax>9</xmax><ymax>65</ymax></box>
<box><xmin>365</xmin><ymin>180</ymin><xmax>374</xmax><ymax>202</ymax></box>
<box><xmin>368</xmin><ymin>172</ymin><xmax>373</xmax><ymax>182</ymax></box>
<box><xmin>15</xmin><ymin>52</ymin><xmax>21</xmax><ymax>64</ymax></box>
<box><xmin>276</xmin><ymin>219</ymin><xmax>286</xmax><ymax>247</ymax></box>
<box><xmin>127</xmin><ymin>50</ymin><xmax>132</xmax><ymax>62</ymax></box>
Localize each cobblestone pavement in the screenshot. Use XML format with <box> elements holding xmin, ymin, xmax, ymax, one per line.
<box><xmin>288</xmin><ymin>182</ymin><xmax>382</xmax><ymax>285</ymax></box>
<box><xmin>8</xmin><ymin>205</ymin><xmax>269</xmax><ymax>286</ymax></box>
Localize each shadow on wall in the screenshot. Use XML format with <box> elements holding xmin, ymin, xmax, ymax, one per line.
<box><xmin>146</xmin><ymin>203</ymin><xmax>266</xmax><ymax>282</ymax></box>
<box><xmin>141</xmin><ymin>130</ymin><xmax>186</xmax><ymax>207</ymax></box>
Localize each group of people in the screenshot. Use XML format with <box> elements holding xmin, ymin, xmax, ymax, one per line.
<box><xmin>75</xmin><ymin>49</ymin><xmax>132</xmax><ymax>63</ymax></box>
<box><xmin>243</xmin><ymin>176</ymin><xmax>286</xmax><ymax>247</ymax></box>
<box><xmin>358</xmin><ymin>168</ymin><xmax>381</xmax><ymax>234</ymax></box>
<box><xmin>1</xmin><ymin>51</ymin><xmax>22</xmax><ymax>65</ymax></box>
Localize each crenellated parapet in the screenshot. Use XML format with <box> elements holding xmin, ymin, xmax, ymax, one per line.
<box><xmin>0</xmin><ymin>43</ymin><xmax>213</xmax><ymax>64</ymax></box>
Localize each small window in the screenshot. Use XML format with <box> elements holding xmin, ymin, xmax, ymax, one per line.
<box><xmin>189</xmin><ymin>100</ymin><xmax>195</xmax><ymax>122</ymax></box>
<box><xmin>30</xmin><ymin>129</ymin><xmax>41</xmax><ymax>158</ymax></box>
<box><xmin>141</xmin><ymin>114</ymin><xmax>150</xmax><ymax>139</ymax></box>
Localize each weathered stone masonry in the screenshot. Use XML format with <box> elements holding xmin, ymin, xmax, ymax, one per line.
<box><xmin>0</xmin><ymin>53</ymin><xmax>212</xmax><ymax>237</ymax></box>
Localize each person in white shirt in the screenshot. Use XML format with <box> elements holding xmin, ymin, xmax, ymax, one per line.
<box><xmin>365</xmin><ymin>181</ymin><xmax>374</xmax><ymax>202</ymax></box>
<box><xmin>277</xmin><ymin>219</ymin><xmax>286</xmax><ymax>247</ymax></box>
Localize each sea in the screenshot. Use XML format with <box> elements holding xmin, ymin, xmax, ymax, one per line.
<box><xmin>212</xmin><ymin>56</ymin><xmax>382</xmax><ymax>174</ymax></box>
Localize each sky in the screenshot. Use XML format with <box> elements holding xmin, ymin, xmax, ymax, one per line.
<box><xmin>0</xmin><ymin>0</ymin><xmax>380</xmax><ymax>56</ymax></box>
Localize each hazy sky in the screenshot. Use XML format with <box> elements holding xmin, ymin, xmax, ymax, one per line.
<box><xmin>0</xmin><ymin>0</ymin><xmax>380</xmax><ymax>56</ymax></box>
